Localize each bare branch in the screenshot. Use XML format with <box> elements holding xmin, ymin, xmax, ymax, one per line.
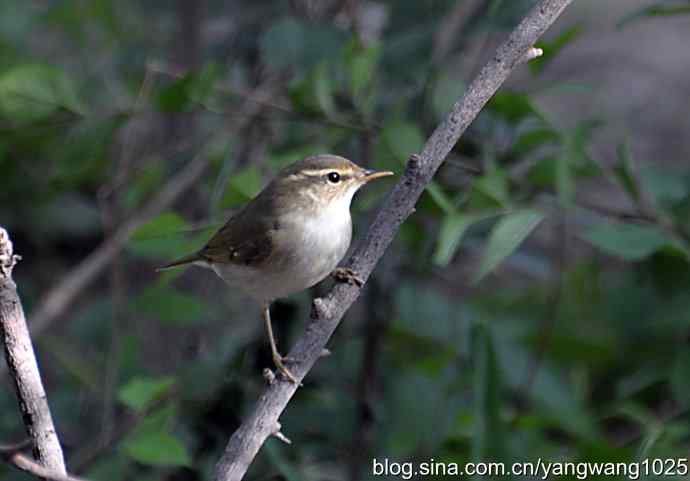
<box><xmin>0</xmin><ymin>227</ymin><xmax>67</xmax><ymax>475</ymax></box>
<box><xmin>3</xmin><ymin>450</ymin><xmax>87</xmax><ymax>481</ymax></box>
<box><xmin>212</xmin><ymin>1</ymin><xmax>574</xmax><ymax>480</ymax></box>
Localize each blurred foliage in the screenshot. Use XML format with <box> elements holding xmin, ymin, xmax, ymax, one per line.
<box><xmin>1</xmin><ymin>1</ymin><xmax>690</xmax><ymax>480</ymax></box>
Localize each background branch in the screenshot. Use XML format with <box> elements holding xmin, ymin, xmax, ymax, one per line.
<box><xmin>0</xmin><ymin>227</ymin><xmax>68</xmax><ymax>477</ymax></box>
<box><xmin>27</xmin><ymin>151</ymin><xmax>210</xmax><ymax>339</ymax></box>
<box><xmin>212</xmin><ymin>1</ymin><xmax>573</xmax><ymax>480</ymax></box>
<box><xmin>0</xmin><ymin>82</ymin><xmax>281</xmax><ymax>368</ymax></box>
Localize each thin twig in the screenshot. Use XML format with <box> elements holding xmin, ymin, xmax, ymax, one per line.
<box><xmin>212</xmin><ymin>1</ymin><xmax>573</xmax><ymax>480</ymax></box>
<box><xmin>0</xmin><ymin>227</ymin><xmax>68</xmax><ymax>475</ymax></box>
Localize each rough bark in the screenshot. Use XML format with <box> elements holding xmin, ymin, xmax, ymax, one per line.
<box><xmin>0</xmin><ymin>227</ymin><xmax>67</xmax><ymax>476</ymax></box>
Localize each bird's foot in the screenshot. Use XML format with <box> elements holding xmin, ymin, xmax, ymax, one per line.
<box><xmin>272</xmin><ymin>353</ymin><xmax>302</xmax><ymax>385</ymax></box>
<box><xmin>332</xmin><ymin>267</ymin><xmax>364</xmax><ymax>287</ymax></box>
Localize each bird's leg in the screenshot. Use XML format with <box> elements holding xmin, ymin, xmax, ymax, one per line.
<box><xmin>262</xmin><ymin>303</ymin><xmax>299</xmax><ymax>384</ymax></box>
<box><xmin>331</xmin><ymin>267</ymin><xmax>364</xmax><ymax>287</ymax></box>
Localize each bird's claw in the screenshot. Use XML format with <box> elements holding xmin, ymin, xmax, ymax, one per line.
<box><xmin>332</xmin><ymin>267</ymin><xmax>364</xmax><ymax>287</ymax></box>
<box><xmin>272</xmin><ymin>353</ymin><xmax>302</xmax><ymax>385</ymax></box>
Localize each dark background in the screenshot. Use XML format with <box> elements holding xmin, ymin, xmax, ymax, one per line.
<box><xmin>2</xmin><ymin>0</ymin><xmax>690</xmax><ymax>479</ymax></box>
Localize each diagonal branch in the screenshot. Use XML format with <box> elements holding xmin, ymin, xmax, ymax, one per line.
<box><xmin>0</xmin><ymin>227</ymin><xmax>68</xmax><ymax>477</ymax></box>
<box><xmin>212</xmin><ymin>1</ymin><xmax>573</xmax><ymax>480</ymax></box>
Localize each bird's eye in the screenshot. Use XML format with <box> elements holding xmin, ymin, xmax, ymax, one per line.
<box><xmin>327</xmin><ymin>172</ymin><xmax>341</xmax><ymax>183</ymax></box>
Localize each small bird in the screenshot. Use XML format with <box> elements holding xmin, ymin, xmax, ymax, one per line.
<box><xmin>160</xmin><ymin>154</ymin><xmax>393</xmax><ymax>383</ymax></box>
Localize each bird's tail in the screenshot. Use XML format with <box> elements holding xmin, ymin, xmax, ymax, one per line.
<box><xmin>156</xmin><ymin>252</ymin><xmax>202</xmax><ymax>271</ymax></box>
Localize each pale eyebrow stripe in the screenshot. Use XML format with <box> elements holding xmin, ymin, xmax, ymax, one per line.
<box><xmin>300</xmin><ymin>168</ymin><xmax>355</xmax><ymax>177</ymax></box>
<box><xmin>285</xmin><ymin>173</ymin><xmax>307</xmax><ymax>182</ymax></box>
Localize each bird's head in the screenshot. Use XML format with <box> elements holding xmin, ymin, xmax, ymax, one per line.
<box><xmin>272</xmin><ymin>154</ymin><xmax>394</xmax><ymax>211</ymax></box>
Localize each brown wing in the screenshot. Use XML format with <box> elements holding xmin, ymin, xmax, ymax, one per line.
<box><xmin>198</xmin><ymin>203</ymin><xmax>276</xmax><ymax>267</ymax></box>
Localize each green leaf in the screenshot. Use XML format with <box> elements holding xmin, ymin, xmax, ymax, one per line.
<box><xmin>487</xmin><ymin>91</ymin><xmax>539</xmax><ymax>124</ymax></box>
<box><xmin>471</xmin><ymin>323</ymin><xmax>505</xmax><ymax>460</ymax></box>
<box><xmin>474</xmin><ymin>210</ymin><xmax>544</xmax><ymax>283</ymax></box>
<box><xmin>568</xmin><ymin>119</ymin><xmax>602</xmax><ymax>170</ymax></box>
<box><xmin>639</xmin><ymin>166</ymin><xmax>689</xmax><ymax>206</ymax></box>
<box><xmin>530</xmin><ymin>25</ymin><xmax>583</xmax><ymax>74</ymax></box>
<box><xmin>53</xmin><ymin>117</ymin><xmax>122</xmax><ymax>188</ymax></box>
<box><xmin>513</xmin><ymin>128</ymin><xmax>559</xmax><ymax>156</ymax></box>
<box><xmin>132</xmin><ymin>286</ymin><xmax>206</xmax><ymax>326</ymax></box>
<box><xmin>394</xmin><ymin>283</ymin><xmax>468</xmax><ymax>353</ymax></box>
<box><xmin>127</xmin><ymin>212</ymin><xmax>201</xmax><ymax>260</ymax></box>
<box><xmin>431</xmin><ymin>70</ymin><xmax>466</xmax><ymax>120</ymax></box>
<box><xmin>581</xmin><ymin>223</ymin><xmax>672</xmax><ymax>261</ymax></box>
<box><xmin>382</xmin><ymin>120</ymin><xmax>424</xmax><ymax>163</ymax></box>
<box><xmin>156</xmin><ymin>75</ymin><xmax>195</xmax><ymax>113</ymax></box>
<box><xmin>313</xmin><ymin>63</ymin><xmax>336</xmax><ymax>116</ymax></box>
<box><xmin>555</xmin><ymin>120</ymin><xmax>603</xmax><ymax>205</ymax></box>
<box><xmin>118</xmin><ymin>376</ymin><xmax>175</xmax><ymax>412</ymax></box>
<box><xmin>123</xmin><ymin>431</ymin><xmax>191</xmax><ymax>467</ymax></box>
<box><xmin>154</xmin><ymin>64</ymin><xmax>219</xmax><ymax>113</ymax></box>
<box><xmin>84</xmin><ymin>456</ymin><xmax>130</xmax><ymax>481</ymax></box>
<box><xmin>131</xmin><ymin>212</ymin><xmax>189</xmax><ymax>241</ymax></box>
<box><xmin>468</xmin><ymin>168</ymin><xmax>510</xmax><ymax>209</ymax></box>
<box><xmin>527</xmin><ymin>157</ymin><xmax>558</xmax><ymax>187</ymax></box>
<box><xmin>41</xmin><ymin>336</ymin><xmax>101</xmax><ymax>392</ymax></box>
<box><xmin>434</xmin><ymin>214</ymin><xmax>474</xmax><ymax>266</ymax></box>
<box><xmin>288</xmin><ymin>62</ymin><xmax>336</xmax><ymax>117</ymax></box>
<box><xmin>221</xmin><ymin>166</ymin><xmax>263</xmax><ymax>208</ymax></box>
<box><xmin>424</xmin><ymin>181</ymin><xmax>454</xmax><ymax>214</ymax></box>
<box><xmin>132</xmin><ymin>403</ymin><xmax>178</xmax><ymax>437</ymax></box>
<box><xmin>433</xmin><ymin>213</ymin><xmax>500</xmax><ymax>267</ymax></box>
<box><xmin>613</xmin><ymin>142</ymin><xmax>641</xmax><ymax>203</ymax></box>
<box><xmin>0</xmin><ymin>64</ymin><xmax>84</xmax><ymax>122</ymax></box>
<box><xmin>344</xmin><ymin>39</ymin><xmax>380</xmax><ymax>100</ymax></box>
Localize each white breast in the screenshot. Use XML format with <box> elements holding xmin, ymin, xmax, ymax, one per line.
<box><xmin>210</xmin><ymin>194</ymin><xmax>354</xmax><ymax>303</ymax></box>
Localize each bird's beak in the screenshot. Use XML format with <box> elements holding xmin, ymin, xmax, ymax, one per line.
<box><xmin>361</xmin><ymin>169</ymin><xmax>394</xmax><ymax>183</ymax></box>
